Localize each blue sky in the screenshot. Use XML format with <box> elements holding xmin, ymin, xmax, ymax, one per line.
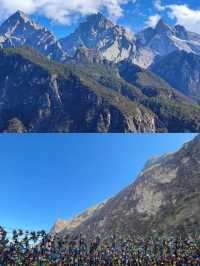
<box><xmin>0</xmin><ymin>0</ymin><xmax>200</xmax><ymax>37</ymax></box>
<box><xmin>34</xmin><ymin>0</ymin><xmax>200</xmax><ymax>38</ymax></box>
<box><xmin>0</xmin><ymin>134</ymin><xmax>196</xmax><ymax>232</ymax></box>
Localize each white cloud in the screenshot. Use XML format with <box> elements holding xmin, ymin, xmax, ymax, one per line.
<box><xmin>154</xmin><ymin>0</ymin><xmax>200</xmax><ymax>34</ymax></box>
<box><xmin>145</xmin><ymin>14</ymin><xmax>161</xmax><ymax>28</ymax></box>
<box><xmin>154</xmin><ymin>0</ymin><xmax>165</xmax><ymax>11</ymax></box>
<box><xmin>167</xmin><ymin>4</ymin><xmax>200</xmax><ymax>34</ymax></box>
<box><xmin>0</xmin><ymin>0</ymin><xmax>131</xmax><ymax>24</ymax></box>
<box><xmin>0</xmin><ymin>0</ymin><xmax>36</xmax><ymax>14</ymax></box>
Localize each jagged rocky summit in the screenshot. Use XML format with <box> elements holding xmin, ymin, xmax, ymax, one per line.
<box><xmin>0</xmin><ymin>10</ymin><xmax>67</xmax><ymax>62</ymax></box>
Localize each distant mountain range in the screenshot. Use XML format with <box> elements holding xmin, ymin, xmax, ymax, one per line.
<box><xmin>1</xmin><ymin>11</ymin><xmax>200</xmax><ymax>132</ymax></box>
<box><xmin>52</xmin><ymin>134</ymin><xmax>200</xmax><ymax>238</ymax></box>
<box><xmin>136</xmin><ymin>19</ymin><xmax>200</xmax><ymax>68</ymax></box>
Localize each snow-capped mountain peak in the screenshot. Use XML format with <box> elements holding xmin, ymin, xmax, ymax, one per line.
<box><xmin>136</xmin><ymin>18</ymin><xmax>200</xmax><ymax>67</ymax></box>
<box><xmin>155</xmin><ymin>19</ymin><xmax>173</xmax><ymax>34</ymax></box>
<box><xmin>60</xmin><ymin>12</ymin><xmax>136</xmax><ymax>63</ymax></box>
<box><xmin>0</xmin><ymin>10</ymin><xmax>43</xmax><ymax>36</ymax></box>
<box><xmin>0</xmin><ymin>10</ymin><xmax>67</xmax><ymax>62</ymax></box>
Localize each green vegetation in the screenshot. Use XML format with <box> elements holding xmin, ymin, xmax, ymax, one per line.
<box><xmin>3</xmin><ymin>46</ymin><xmax>155</xmax><ymax>117</ymax></box>
<box><xmin>2</xmin><ymin>46</ymin><xmax>200</xmax><ymax>132</ymax></box>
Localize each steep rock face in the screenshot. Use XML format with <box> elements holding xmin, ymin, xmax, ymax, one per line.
<box><xmin>0</xmin><ymin>11</ymin><xmax>67</xmax><ymax>62</ymax></box>
<box><xmin>117</xmin><ymin>60</ymin><xmax>200</xmax><ymax>132</ymax></box>
<box><xmin>136</xmin><ymin>19</ymin><xmax>200</xmax><ymax>68</ymax></box>
<box><xmin>151</xmin><ymin>51</ymin><xmax>200</xmax><ymax>103</ymax></box>
<box><xmin>56</xmin><ymin>135</ymin><xmax>200</xmax><ymax>238</ymax></box>
<box><xmin>0</xmin><ymin>47</ymin><xmax>156</xmax><ymax>133</ymax></box>
<box><xmin>1</xmin><ymin>46</ymin><xmax>200</xmax><ymax>132</ymax></box>
<box><xmin>51</xmin><ymin>219</ymin><xmax>71</xmax><ymax>235</ymax></box>
<box><xmin>60</xmin><ymin>13</ymin><xmax>136</xmax><ymax>63</ymax></box>
<box><xmin>65</xmin><ymin>51</ymin><xmax>200</xmax><ymax>132</ymax></box>
<box><xmin>69</xmin><ymin>45</ymin><xmax>106</xmax><ymax>65</ymax></box>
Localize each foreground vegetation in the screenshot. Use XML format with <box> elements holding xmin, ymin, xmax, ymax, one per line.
<box><xmin>0</xmin><ymin>226</ymin><xmax>200</xmax><ymax>265</ymax></box>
